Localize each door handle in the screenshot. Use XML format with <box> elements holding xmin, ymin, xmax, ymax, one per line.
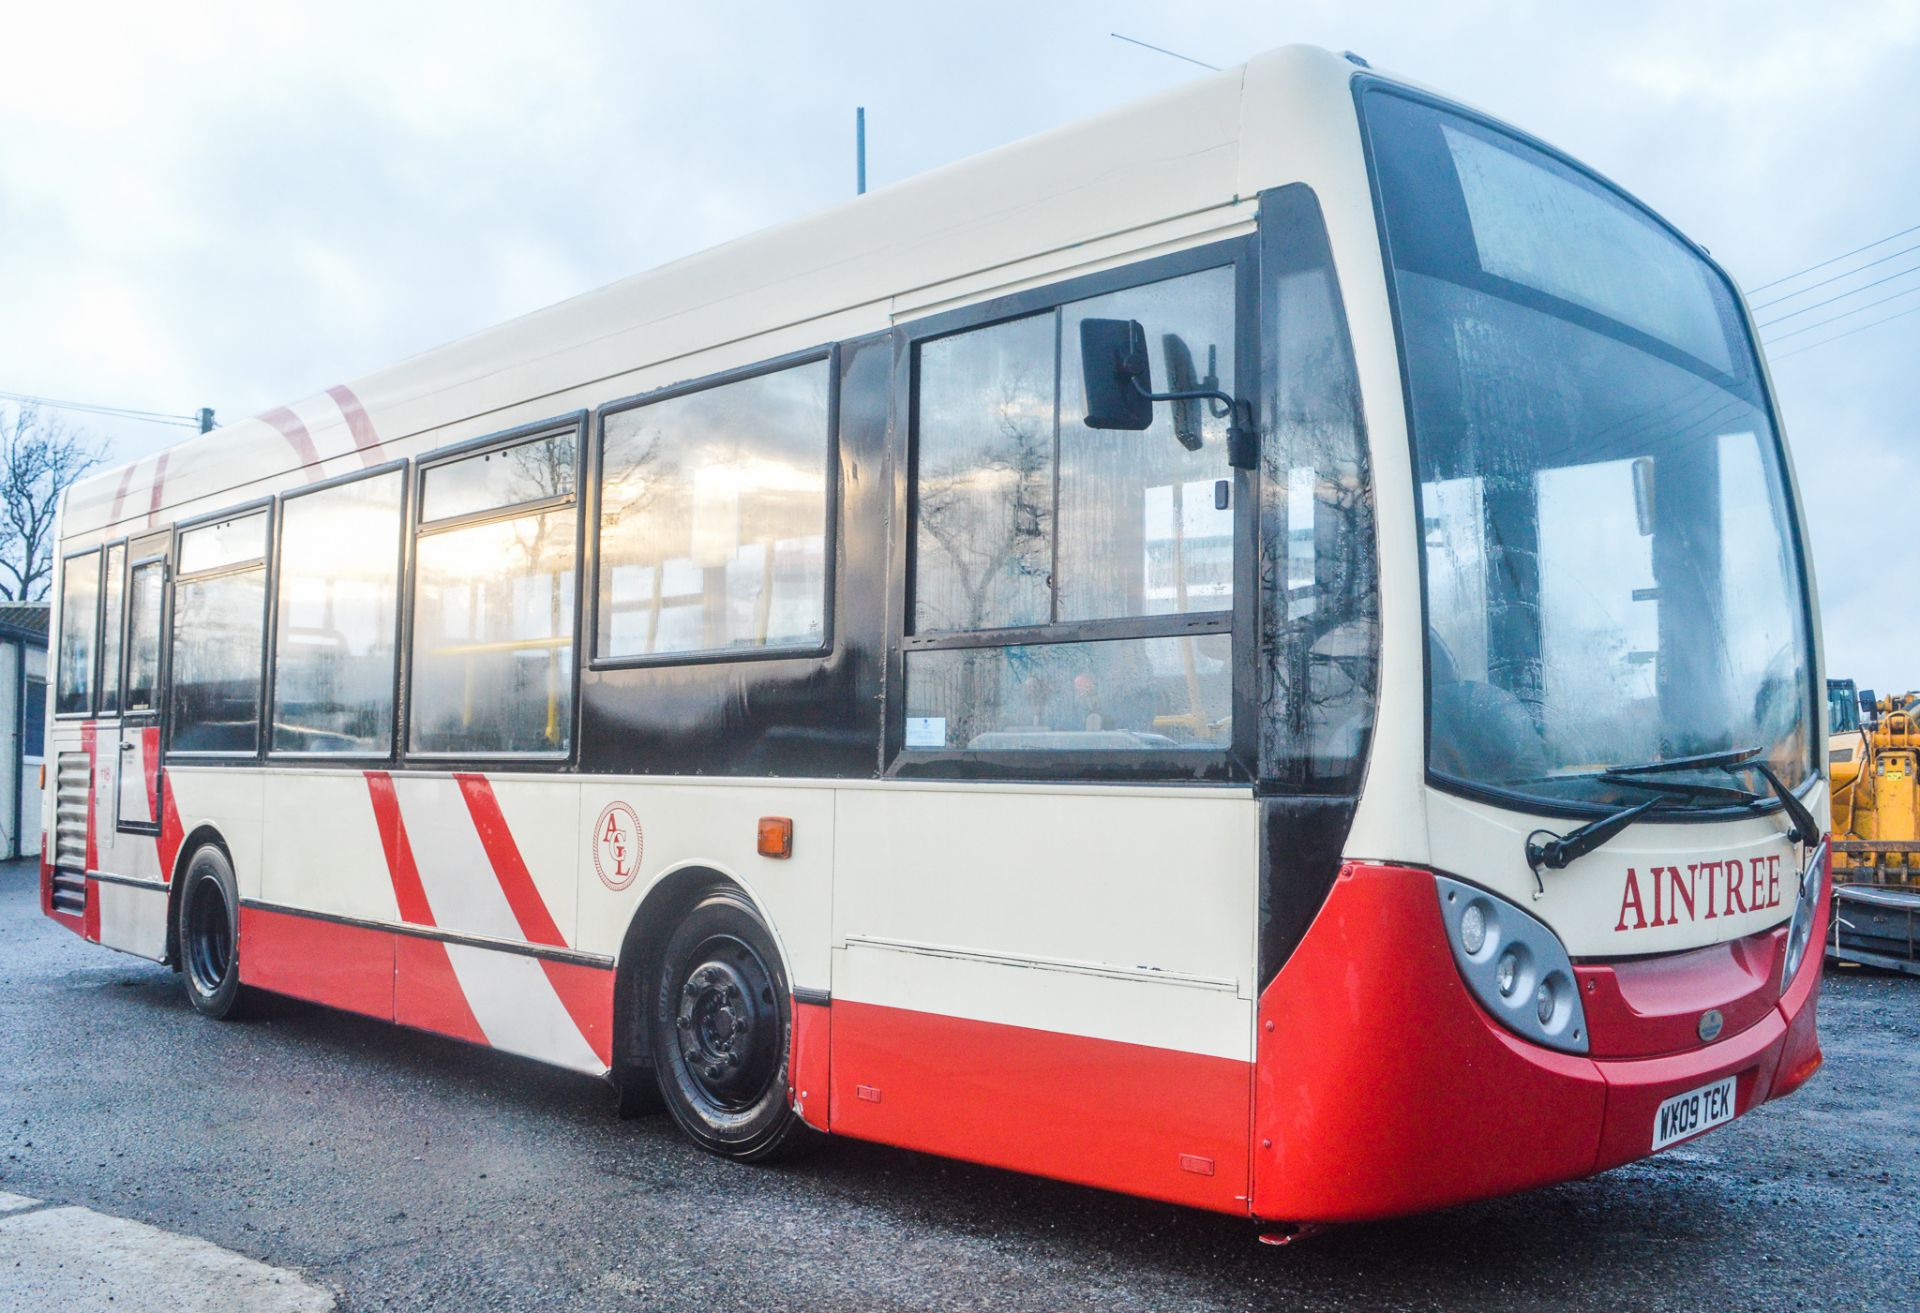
<box><xmin>120</xmin><ymin>742</ymin><xmax>135</xmax><ymax>752</ymax></box>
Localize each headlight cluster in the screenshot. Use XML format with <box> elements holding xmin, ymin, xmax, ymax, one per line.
<box><xmin>1780</xmin><ymin>837</ymin><xmax>1829</xmax><ymax>990</ymax></box>
<box><xmin>1435</xmin><ymin>875</ymin><xmax>1589</xmax><ymax>1053</ymax></box>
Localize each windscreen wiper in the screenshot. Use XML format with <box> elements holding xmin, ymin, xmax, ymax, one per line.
<box><xmin>1597</xmin><ymin>774</ymin><xmax>1764</xmax><ymax>806</ymax></box>
<box><xmin>1734</xmin><ymin>758</ymin><xmax>1821</xmax><ymax>844</ymax></box>
<box><xmin>1524</xmin><ymin>796</ymin><xmax>1671</xmax><ymax>898</ymax></box>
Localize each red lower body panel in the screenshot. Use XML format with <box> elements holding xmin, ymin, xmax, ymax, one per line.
<box><xmin>394</xmin><ymin>934</ymin><xmax>488</xmax><ymax>1044</ymax></box>
<box><xmin>239</xmin><ymin>906</ymin><xmax>394</xmax><ymax>1022</ymax></box>
<box><xmin>789</xmin><ymin>999</ymin><xmax>831</xmax><ymax>1131</ymax></box>
<box><xmin>828</xmin><ymin>1000</ymin><xmax>1252</xmax><ymax>1213</ymax></box>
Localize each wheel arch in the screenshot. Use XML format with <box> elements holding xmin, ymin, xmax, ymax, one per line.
<box><xmin>163</xmin><ymin>824</ymin><xmax>232</xmax><ymax>970</ymax></box>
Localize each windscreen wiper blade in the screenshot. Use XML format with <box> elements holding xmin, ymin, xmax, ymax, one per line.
<box><xmin>1597</xmin><ymin>774</ymin><xmax>1764</xmax><ymax>806</ymax></box>
<box><xmin>1524</xmin><ymin>795</ymin><xmax>1671</xmax><ymax>897</ymax></box>
<box><xmin>1602</xmin><ymin>745</ymin><xmax>1762</xmax><ymax>776</ymax></box>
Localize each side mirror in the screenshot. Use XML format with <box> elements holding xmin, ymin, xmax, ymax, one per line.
<box><xmin>1078</xmin><ymin>318</ymin><xmax>1154</xmax><ymax>431</ymax></box>
<box><xmin>1860</xmin><ymin>688</ymin><xmax>1878</xmax><ymax>721</ymax></box>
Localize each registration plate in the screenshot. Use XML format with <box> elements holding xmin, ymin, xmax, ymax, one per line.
<box><xmin>1652</xmin><ymin>1075</ymin><xmax>1737</xmax><ymax>1151</ymax></box>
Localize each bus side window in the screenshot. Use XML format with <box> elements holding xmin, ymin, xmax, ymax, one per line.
<box><xmin>55</xmin><ymin>549</ymin><xmax>100</xmax><ymax>715</ymax></box>
<box><xmin>99</xmin><ymin>542</ymin><xmax>126</xmax><ymax>715</ymax></box>
<box><xmin>904</xmin><ymin>264</ymin><xmax>1238</xmax><ymax>754</ymax></box>
<box><xmin>1258</xmin><ymin>185</ymin><xmax>1379</xmax><ymax>790</ymax></box>
<box><xmin>272</xmin><ymin>469</ymin><xmax>404</xmax><ymax>755</ymax></box>
<box><xmin>171</xmin><ymin>510</ymin><xmax>270</xmax><ymax>754</ymax></box>
<box><xmin>597</xmin><ymin>359</ymin><xmax>832</xmax><ymax>661</ymax></box>
<box><xmin>411</xmin><ymin>428</ymin><xmax>578</xmax><ymax>756</ymax></box>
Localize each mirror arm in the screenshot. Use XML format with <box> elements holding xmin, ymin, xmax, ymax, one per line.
<box><xmin>1127</xmin><ymin>376</ymin><xmax>1259</xmax><ymax>470</ymax></box>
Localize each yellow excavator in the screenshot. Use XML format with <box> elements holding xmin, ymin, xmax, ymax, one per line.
<box><xmin>1826</xmin><ymin>678</ymin><xmax>1920</xmax><ymax>972</ymax></box>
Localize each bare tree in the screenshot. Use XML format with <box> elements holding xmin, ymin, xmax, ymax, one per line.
<box><xmin>0</xmin><ymin>405</ymin><xmax>107</xmax><ymax>601</ymax></box>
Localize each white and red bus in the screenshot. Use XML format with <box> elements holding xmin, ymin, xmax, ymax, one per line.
<box><xmin>40</xmin><ymin>46</ymin><xmax>1829</xmax><ymax>1225</ymax></box>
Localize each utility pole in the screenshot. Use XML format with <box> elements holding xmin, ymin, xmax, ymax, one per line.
<box><xmin>856</xmin><ymin>107</ymin><xmax>867</xmax><ymax>196</ymax></box>
<box><xmin>197</xmin><ymin>407</ymin><xmax>216</xmax><ymax>434</ymax></box>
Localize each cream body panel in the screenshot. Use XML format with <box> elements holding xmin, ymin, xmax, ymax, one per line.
<box><xmin>831</xmin><ymin>785</ymin><xmax>1260</xmax><ymax>1061</ymax></box>
<box><xmin>1425</xmin><ymin>782</ymin><xmax>1828</xmax><ymax>958</ymax></box>
<box><xmin>260</xmin><ymin>771</ymin><xmax>400</xmax><ymax>923</ymax></box>
<box><xmin>93</xmin><ymin>880</ymin><xmax>169</xmax><ymax>961</ymax></box>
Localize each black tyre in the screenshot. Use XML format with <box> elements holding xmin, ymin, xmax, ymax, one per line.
<box><xmin>650</xmin><ymin>888</ymin><xmax>809</xmax><ymax>1161</ymax></box>
<box><xmin>176</xmin><ymin>844</ymin><xmax>248</xmax><ymax>1020</ymax></box>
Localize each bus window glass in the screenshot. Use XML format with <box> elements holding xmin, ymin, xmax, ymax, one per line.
<box><xmin>914</xmin><ymin>313</ymin><xmax>1056</xmax><ymax>633</ymax></box>
<box><xmin>55</xmin><ymin>550</ymin><xmax>99</xmax><ymax>715</ymax></box>
<box><xmin>172</xmin><ymin>571</ymin><xmax>266</xmax><ymax>753</ymax></box>
<box><xmin>421</xmin><ymin>431</ymin><xmax>575</xmax><ymax>523</ymax></box>
<box><xmin>905</xmin><ymin>634</ymin><xmax>1231</xmax><ymax>750</ymax></box>
<box><xmin>598</xmin><ymin>361</ymin><xmax>830</xmax><ymax>659</ymax></box>
<box><xmin>177</xmin><ymin>512</ymin><xmax>268</xmax><ymax>574</ymax></box>
<box><xmin>1365</xmin><ymin>89</ymin><xmax>1814</xmax><ymax>803</ymax></box>
<box><xmin>99</xmin><ymin>543</ymin><xmax>125</xmax><ymax>714</ymax></box>
<box><xmin>273</xmin><ymin>470</ymin><xmax>403</xmax><ymax>753</ymax></box>
<box><xmin>1259</xmin><ymin>186</ymin><xmax>1378</xmax><ymax>790</ymax></box>
<box><xmin>125</xmin><ymin>561</ymin><xmax>164</xmax><ymax>713</ymax></box>
<box><xmin>411</xmin><ymin>510</ymin><xmax>575</xmax><ymax>755</ymax></box>
<box><xmin>1057</xmin><ymin>266</ymin><xmax>1236</xmax><ymax>621</ymax></box>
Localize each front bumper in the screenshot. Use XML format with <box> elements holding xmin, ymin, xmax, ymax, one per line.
<box><xmin>1251</xmin><ymin>862</ymin><xmax>1824</xmax><ymax>1223</ymax></box>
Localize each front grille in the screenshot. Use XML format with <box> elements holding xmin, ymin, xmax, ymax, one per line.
<box><xmin>52</xmin><ymin>753</ymin><xmax>90</xmax><ymax>916</ymax></box>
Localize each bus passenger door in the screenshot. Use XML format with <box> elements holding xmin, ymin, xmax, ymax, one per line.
<box><xmin>112</xmin><ymin>545</ymin><xmax>169</xmax><ymax>872</ymax></box>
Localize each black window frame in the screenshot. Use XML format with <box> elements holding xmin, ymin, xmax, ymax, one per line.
<box><xmin>53</xmin><ymin>545</ymin><xmax>103</xmax><ymax>720</ymax></box>
<box><xmin>402</xmin><ymin>412</ymin><xmax>588</xmax><ymax>766</ymax></box>
<box><xmin>886</xmin><ymin>238</ymin><xmax>1261</xmax><ymax>783</ymax></box>
<box><xmin>121</xmin><ymin>535</ymin><xmax>173</xmax><ymax>722</ymax></box>
<box><xmin>265</xmin><ymin>458</ymin><xmax>410</xmax><ymax>763</ymax></box>
<box><xmin>587</xmin><ymin>344</ymin><xmax>841</xmax><ymax>673</ymax></box>
<box><xmin>165</xmin><ymin>498</ymin><xmax>276</xmax><ymax>760</ymax></box>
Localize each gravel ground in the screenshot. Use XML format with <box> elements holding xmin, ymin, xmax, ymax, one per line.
<box><xmin>2</xmin><ymin>861</ymin><xmax>1914</xmax><ymax>1312</ymax></box>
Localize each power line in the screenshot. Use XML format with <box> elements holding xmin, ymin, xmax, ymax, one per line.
<box><xmin>1770</xmin><ymin>302</ymin><xmax>1920</xmax><ymax>362</ymax></box>
<box><xmin>1762</xmin><ymin>280</ymin><xmax>1920</xmax><ymax>344</ymax></box>
<box><xmin>1747</xmin><ymin>220</ymin><xmax>1920</xmax><ymax>294</ymax></box>
<box><xmin>1755</xmin><ymin>259</ymin><xmax>1920</xmax><ymax>327</ymax></box>
<box><xmin>1110</xmin><ymin>32</ymin><xmax>1220</xmax><ymax>71</ymax></box>
<box><xmin>1750</xmin><ymin>240</ymin><xmax>1920</xmax><ymax>310</ymax></box>
<box><xmin>0</xmin><ymin>388</ymin><xmax>202</xmax><ymax>429</ymax></box>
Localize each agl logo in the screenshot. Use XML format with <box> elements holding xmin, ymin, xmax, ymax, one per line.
<box><xmin>592</xmin><ymin>802</ymin><xmax>643</xmax><ymax>891</ymax></box>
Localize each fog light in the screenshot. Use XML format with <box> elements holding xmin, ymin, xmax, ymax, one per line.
<box><xmin>1535</xmin><ymin>979</ymin><xmax>1555</xmax><ymax>1025</ymax></box>
<box><xmin>1496</xmin><ymin>948</ymin><xmax>1520</xmax><ymax>997</ymax></box>
<box><xmin>1460</xmin><ymin>902</ymin><xmax>1487</xmax><ymax>955</ymax></box>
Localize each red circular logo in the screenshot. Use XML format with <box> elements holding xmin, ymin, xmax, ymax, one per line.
<box><xmin>592</xmin><ymin>802</ymin><xmax>643</xmax><ymax>891</ymax></box>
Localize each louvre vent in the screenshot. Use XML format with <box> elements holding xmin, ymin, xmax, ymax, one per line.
<box><xmin>52</xmin><ymin>753</ymin><xmax>90</xmax><ymax>914</ymax></box>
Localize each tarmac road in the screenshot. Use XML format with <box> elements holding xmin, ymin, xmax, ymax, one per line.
<box><xmin>1</xmin><ymin>860</ymin><xmax>1914</xmax><ymax>1312</ymax></box>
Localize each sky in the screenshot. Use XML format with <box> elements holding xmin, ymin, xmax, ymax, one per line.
<box><xmin>1</xmin><ymin>0</ymin><xmax>1916</xmax><ymax>688</ymax></box>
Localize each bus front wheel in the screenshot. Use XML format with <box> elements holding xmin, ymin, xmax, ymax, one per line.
<box><xmin>176</xmin><ymin>844</ymin><xmax>249</xmax><ymax>1021</ymax></box>
<box><xmin>649</xmin><ymin>888</ymin><xmax>809</xmax><ymax>1162</ymax></box>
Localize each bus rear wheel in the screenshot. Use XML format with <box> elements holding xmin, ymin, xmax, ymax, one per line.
<box><xmin>649</xmin><ymin>888</ymin><xmax>808</xmax><ymax>1162</ymax></box>
<box><xmin>177</xmin><ymin>844</ymin><xmax>248</xmax><ymax>1020</ymax></box>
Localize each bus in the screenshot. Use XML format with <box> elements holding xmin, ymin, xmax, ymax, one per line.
<box><xmin>39</xmin><ymin>45</ymin><xmax>1828</xmax><ymax>1226</ymax></box>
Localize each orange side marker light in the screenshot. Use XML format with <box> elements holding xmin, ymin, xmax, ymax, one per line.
<box><xmin>757</xmin><ymin>816</ymin><xmax>793</xmax><ymax>859</ymax></box>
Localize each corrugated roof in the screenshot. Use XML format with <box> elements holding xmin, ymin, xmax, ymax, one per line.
<box><xmin>0</xmin><ymin>601</ymin><xmax>48</xmax><ymax>642</ymax></box>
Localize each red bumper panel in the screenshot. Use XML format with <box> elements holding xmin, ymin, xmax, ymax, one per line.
<box><xmin>1252</xmin><ymin>862</ymin><xmax>1825</xmax><ymax>1223</ymax></box>
<box><xmin>1576</xmin><ymin>925</ymin><xmax>1785</xmax><ymax>1059</ymax></box>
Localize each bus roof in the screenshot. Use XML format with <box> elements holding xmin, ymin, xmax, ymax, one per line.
<box><xmin>63</xmin><ymin>44</ymin><xmax>1371</xmax><ymax>541</ymax></box>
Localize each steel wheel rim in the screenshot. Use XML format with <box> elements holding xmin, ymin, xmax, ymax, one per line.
<box><xmin>672</xmin><ymin>932</ymin><xmax>780</xmax><ymax>1111</ymax></box>
<box><xmin>186</xmin><ymin>877</ymin><xmax>232</xmax><ymax>996</ymax></box>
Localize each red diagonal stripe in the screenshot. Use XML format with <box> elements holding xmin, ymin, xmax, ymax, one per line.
<box><xmin>110</xmin><ymin>464</ymin><xmax>135</xmax><ymax>523</ymax></box>
<box><xmin>326</xmin><ymin>384</ymin><xmax>384</xmax><ymax>467</ymax></box>
<box><xmin>147</xmin><ymin>451</ymin><xmax>168</xmax><ymax>525</ymax></box>
<box><xmin>260</xmin><ymin>406</ymin><xmax>323</xmax><ymax>477</ymax></box>
<box><xmin>454</xmin><ymin>773</ymin><xmax>565</xmax><ymax>948</ymax></box>
<box><xmin>365</xmin><ymin>771</ymin><xmax>434</xmax><ymax>925</ymax></box>
<box><xmin>453</xmin><ymin>773</ymin><xmax>610</xmax><ymax>1065</ymax></box>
